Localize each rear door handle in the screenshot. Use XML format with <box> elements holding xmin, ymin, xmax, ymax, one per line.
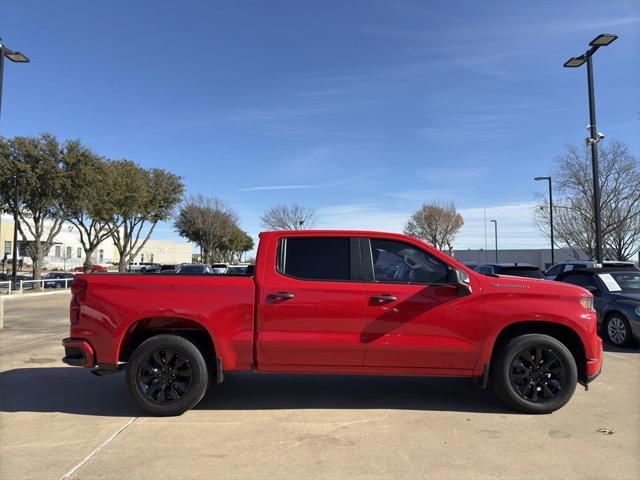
<box><xmin>268</xmin><ymin>292</ymin><xmax>295</xmax><ymax>301</ymax></box>
<box><xmin>371</xmin><ymin>295</ymin><xmax>397</xmax><ymax>303</ymax></box>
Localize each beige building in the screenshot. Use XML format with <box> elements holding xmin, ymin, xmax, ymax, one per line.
<box><xmin>0</xmin><ymin>214</ymin><xmax>192</xmax><ymax>270</ymax></box>
<box><xmin>129</xmin><ymin>239</ymin><xmax>193</xmax><ymax>265</ymax></box>
<box><xmin>1</xmin><ymin>216</ymin><xmax>13</xmax><ymax>259</ymax></box>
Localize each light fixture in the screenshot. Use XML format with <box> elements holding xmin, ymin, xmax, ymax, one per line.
<box><xmin>589</xmin><ymin>34</ymin><xmax>618</xmax><ymax>47</ymax></box>
<box><xmin>564</xmin><ymin>56</ymin><xmax>587</xmax><ymax>68</ymax></box>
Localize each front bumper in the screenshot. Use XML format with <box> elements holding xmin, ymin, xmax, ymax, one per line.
<box><xmin>582</xmin><ymin>336</ymin><xmax>603</xmax><ymax>386</ymax></box>
<box><xmin>62</xmin><ymin>338</ymin><xmax>96</xmax><ymax>368</ymax></box>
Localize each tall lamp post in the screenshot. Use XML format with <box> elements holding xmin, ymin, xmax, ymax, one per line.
<box><xmin>564</xmin><ymin>33</ymin><xmax>617</xmax><ymax>264</ymax></box>
<box><xmin>490</xmin><ymin>219</ymin><xmax>498</xmax><ymax>263</ymax></box>
<box><xmin>0</xmin><ymin>40</ymin><xmax>30</xmax><ymax>120</ymax></box>
<box><xmin>1</xmin><ymin>40</ymin><xmax>29</xmax><ymax>288</ymax></box>
<box><xmin>535</xmin><ymin>176</ymin><xmax>555</xmax><ymax>265</ymax></box>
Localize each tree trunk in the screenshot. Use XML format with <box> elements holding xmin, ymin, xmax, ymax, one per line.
<box><xmin>118</xmin><ymin>254</ymin><xmax>127</xmax><ymax>272</ymax></box>
<box><xmin>83</xmin><ymin>247</ymin><xmax>96</xmax><ymax>272</ymax></box>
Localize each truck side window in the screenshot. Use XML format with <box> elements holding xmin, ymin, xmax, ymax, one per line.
<box><xmin>370</xmin><ymin>239</ymin><xmax>448</xmax><ymax>284</ymax></box>
<box><xmin>279</xmin><ymin>237</ymin><xmax>351</xmax><ymax>281</ymax></box>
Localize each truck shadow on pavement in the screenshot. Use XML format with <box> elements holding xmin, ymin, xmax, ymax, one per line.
<box><xmin>0</xmin><ymin>367</ymin><xmax>513</xmax><ymax>416</ymax></box>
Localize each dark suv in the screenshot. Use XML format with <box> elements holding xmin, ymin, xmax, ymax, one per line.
<box><xmin>557</xmin><ymin>268</ymin><xmax>640</xmax><ymax>347</ymax></box>
<box><xmin>474</xmin><ymin>263</ymin><xmax>547</xmax><ymax>279</ymax></box>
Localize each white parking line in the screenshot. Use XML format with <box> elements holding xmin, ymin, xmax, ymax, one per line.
<box><xmin>57</xmin><ymin>416</ymin><xmax>140</xmax><ymax>480</ymax></box>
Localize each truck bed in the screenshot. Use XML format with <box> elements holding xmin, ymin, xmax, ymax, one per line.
<box><xmin>74</xmin><ymin>273</ymin><xmax>256</xmax><ymax>370</ymax></box>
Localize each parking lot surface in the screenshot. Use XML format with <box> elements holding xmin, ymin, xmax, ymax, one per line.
<box><xmin>1</xmin><ymin>294</ymin><xmax>639</xmax><ymax>480</ymax></box>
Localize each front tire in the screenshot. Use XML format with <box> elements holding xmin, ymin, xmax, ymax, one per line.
<box><xmin>604</xmin><ymin>314</ymin><xmax>634</xmax><ymax>347</ymax></box>
<box><xmin>492</xmin><ymin>334</ymin><xmax>577</xmax><ymax>414</ymax></box>
<box><xmin>126</xmin><ymin>334</ymin><xmax>209</xmax><ymax>416</ymax></box>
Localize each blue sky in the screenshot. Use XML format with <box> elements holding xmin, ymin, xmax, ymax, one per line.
<box><xmin>2</xmin><ymin>0</ymin><xmax>639</xmax><ymax>251</ymax></box>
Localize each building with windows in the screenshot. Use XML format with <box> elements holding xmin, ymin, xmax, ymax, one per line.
<box><xmin>0</xmin><ymin>214</ymin><xmax>192</xmax><ymax>271</ymax></box>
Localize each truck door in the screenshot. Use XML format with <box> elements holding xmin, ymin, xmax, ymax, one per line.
<box><xmin>361</xmin><ymin>238</ymin><xmax>483</xmax><ymax>370</ymax></box>
<box><xmin>257</xmin><ymin>235</ymin><xmax>366</xmax><ymax>367</ymax></box>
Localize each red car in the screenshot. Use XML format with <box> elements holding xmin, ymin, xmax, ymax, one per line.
<box><xmin>63</xmin><ymin>230</ymin><xmax>602</xmax><ymax>416</ymax></box>
<box><xmin>73</xmin><ymin>264</ymin><xmax>108</xmax><ymax>273</ymax></box>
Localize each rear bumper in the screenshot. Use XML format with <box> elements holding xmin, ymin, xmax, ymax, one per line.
<box><xmin>62</xmin><ymin>337</ymin><xmax>96</xmax><ymax>368</ymax></box>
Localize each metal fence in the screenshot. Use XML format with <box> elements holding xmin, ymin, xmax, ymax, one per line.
<box><xmin>0</xmin><ymin>281</ymin><xmax>11</xmax><ymax>295</ymax></box>
<box><xmin>18</xmin><ymin>277</ymin><xmax>74</xmax><ymax>294</ymax></box>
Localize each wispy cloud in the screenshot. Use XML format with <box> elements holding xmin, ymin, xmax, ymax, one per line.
<box><xmin>240</xmin><ymin>184</ymin><xmax>321</xmax><ymax>192</ymax></box>
<box><xmin>313</xmin><ymin>201</ymin><xmax>546</xmax><ymax>249</ymax></box>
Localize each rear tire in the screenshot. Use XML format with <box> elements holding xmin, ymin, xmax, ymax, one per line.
<box><xmin>492</xmin><ymin>334</ymin><xmax>577</xmax><ymax>414</ymax></box>
<box><xmin>126</xmin><ymin>334</ymin><xmax>209</xmax><ymax>416</ymax></box>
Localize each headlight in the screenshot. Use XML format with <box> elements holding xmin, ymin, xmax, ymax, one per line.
<box><xmin>635</xmin><ymin>305</ymin><xmax>640</xmax><ymax>317</ymax></box>
<box><xmin>579</xmin><ymin>297</ymin><xmax>594</xmax><ymax>310</ymax></box>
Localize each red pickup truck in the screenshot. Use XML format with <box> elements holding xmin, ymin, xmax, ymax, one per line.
<box><xmin>63</xmin><ymin>230</ymin><xmax>602</xmax><ymax>416</ymax></box>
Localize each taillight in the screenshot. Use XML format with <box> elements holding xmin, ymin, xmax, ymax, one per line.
<box><xmin>70</xmin><ymin>278</ymin><xmax>88</xmax><ymax>324</ymax></box>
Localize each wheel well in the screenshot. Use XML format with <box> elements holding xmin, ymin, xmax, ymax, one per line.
<box><xmin>491</xmin><ymin>321</ymin><xmax>587</xmax><ymax>382</ymax></box>
<box><xmin>119</xmin><ymin>317</ymin><xmax>216</xmax><ymax>369</ymax></box>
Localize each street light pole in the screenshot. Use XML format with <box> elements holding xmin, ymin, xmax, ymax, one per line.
<box><xmin>490</xmin><ymin>220</ymin><xmax>498</xmax><ymax>263</ymax></box>
<box><xmin>535</xmin><ymin>176</ymin><xmax>555</xmax><ymax>265</ymax></box>
<box><xmin>11</xmin><ymin>175</ymin><xmax>19</xmax><ymax>288</ymax></box>
<box><xmin>564</xmin><ymin>33</ymin><xmax>617</xmax><ymax>264</ymax></box>
<box><xmin>586</xmin><ymin>55</ymin><xmax>603</xmax><ymax>264</ymax></box>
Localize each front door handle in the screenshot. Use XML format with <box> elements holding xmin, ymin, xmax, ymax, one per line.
<box><xmin>370</xmin><ymin>295</ymin><xmax>397</xmax><ymax>303</ymax></box>
<box><xmin>268</xmin><ymin>292</ymin><xmax>295</xmax><ymax>301</ymax></box>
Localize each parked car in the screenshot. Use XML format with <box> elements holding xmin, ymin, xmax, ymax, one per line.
<box><xmin>546</xmin><ymin>260</ymin><xmax>639</xmax><ymax>280</ymax></box>
<box><xmin>73</xmin><ymin>264</ymin><xmax>108</xmax><ymax>273</ymax></box>
<box><xmin>63</xmin><ymin>230</ymin><xmax>602</xmax><ymax>416</ymax></box>
<box><xmin>225</xmin><ymin>264</ymin><xmax>253</xmax><ymax>275</ymax></box>
<box><xmin>159</xmin><ymin>264</ymin><xmax>178</xmax><ymax>272</ymax></box>
<box><xmin>128</xmin><ymin>262</ymin><xmax>160</xmax><ymax>273</ymax></box>
<box><xmin>211</xmin><ymin>263</ymin><xmax>228</xmax><ymax>274</ymax></box>
<box><xmin>557</xmin><ymin>268</ymin><xmax>640</xmax><ymax>347</ymax></box>
<box><xmin>474</xmin><ymin>263</ymin><xmax>547</xmax><ymax>279</ymax></box>
<box><xmin>43</xmin><ymin>272</ymin><xmax>75</xmax><ymax>288</ymax></box>
<box><xmin>175</xmin><ymin>263</ymin><xmax>213</xmax><ymax>274</ymax></box>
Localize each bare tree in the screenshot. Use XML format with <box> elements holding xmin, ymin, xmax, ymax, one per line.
<box><xmin>260</xmin><ymin>203</ymin><xmax>316</xmax><ymax>230</ymax></box>
<box><xmin>404</xmin><ymin>201</ymin><xmax>464</xmax><ymax>251</ymax></box>
<box><xmin>174</xmin><ymin>195</ymin><xmax>240</xmax><ymax>264</ymax></box>
<box><xmin>534</xmin><ymin>141</ymin><xmax>640</xmax><ymax>260</ymax></box>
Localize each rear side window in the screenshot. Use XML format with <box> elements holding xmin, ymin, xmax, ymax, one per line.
<box><xmin>370</xmin><ymin>239</ymin><xmax>448</xmax><ymax>284</ymax></box>
<box><xmin>279</xmin><ymin>237</ymin><xmax>351</xmax><ymax>281</ymax></box>
<box><xmin>562</xmin><ymin>274</ymin><xmax>598</xmax><ymax>290</ymax></box>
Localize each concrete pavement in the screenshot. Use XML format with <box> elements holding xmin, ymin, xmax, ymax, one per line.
<box><xmin>1</xmin><ymin>294</ymin><xmax>639</xmax><ymax>480</ymax></box>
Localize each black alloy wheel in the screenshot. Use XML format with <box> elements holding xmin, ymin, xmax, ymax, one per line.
<box><xmin>137</xmin><ymin>349</ymin><xmax>193</xmax><ymax>405</ymax></box>
<box><xmin>509</xmin><ymin>347</ymin><xmax>565</xmax><ymax>403</ymax></box>
<box><xmin>492</xmin><ymin>333</ymin><xmax>577</xmax><ymax>414</ymax></box>
<box><xmin>126</xmin><ymin>334</ymin><xmax>209</xmax><ymax>416</ymax></box>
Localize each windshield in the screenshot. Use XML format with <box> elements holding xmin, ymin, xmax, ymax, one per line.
<box><xmin>598</xmin><ymin>272</ymin><xmax>640</xmax><ymax>292</ymax></box>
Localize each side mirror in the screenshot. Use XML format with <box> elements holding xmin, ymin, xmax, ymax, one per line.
<box><xmin>448</xmin><ymin>267</ymin><xmax>472</xmax><ymax>296</ymax></box>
